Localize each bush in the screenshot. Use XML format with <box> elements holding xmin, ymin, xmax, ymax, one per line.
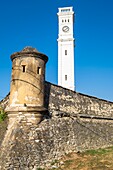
<box><xmin>0</xmin><ymin>107</ymin><xmax>7</xmax><ymax>122</ymax></box>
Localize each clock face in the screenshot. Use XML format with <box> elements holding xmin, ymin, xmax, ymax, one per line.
<box><xmin>62</xmin><ymin>26</ymin><xmax>69</xmax><ymax>32</ymax></box>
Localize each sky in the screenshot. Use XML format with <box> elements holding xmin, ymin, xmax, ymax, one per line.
<box><xmin>0</xmin><ymin>0</ymin><xmax>113</xmax><ymax>102</ymax></box>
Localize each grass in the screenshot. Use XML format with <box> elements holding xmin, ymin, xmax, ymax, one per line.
<box><xmin>64</xmin><ymin>147</ymin><xmax>113</xmax><ymax>170</ymax></box>
<box><xmin>43</xmin><ymin>146</ymin><xmax>113</xmax><ymax>170</ymax></box>
<box><xmin>83</xmin><ymin>147</ymin><xmax>113</xmax><ymax>155</ymax></box>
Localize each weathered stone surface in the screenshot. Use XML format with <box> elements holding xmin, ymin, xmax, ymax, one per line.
<box><xmin>0</xmin><ymin>118</ymin><xmax>8</xmax><ymax>146</ymax></box>
<box><xmin>1</xmin><ymin>116</ymin><xmax>113</xmax><ymax>169</ymax></box>
<box><xmin>45</xmin><ymin>82</ymin><xmax>113</xmax><ymax>118</ymax></box>
<box><xmin>9</xmin><ymin>47</ymin><xmax>48</xmax><ymax>108</ymax></box>
<box><xmin>1</xmin><ymin>81</ymin><xmax>113</xmax><ymax>119</ymax></box>
<box><xmin>0</xmin><ymin>93</ymin><xmax>9</xmax><ymax>109</ymax></box>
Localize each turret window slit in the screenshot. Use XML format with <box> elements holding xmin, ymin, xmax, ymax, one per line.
<box><xmin>37</xmin><ymin>67</ymin><xmax>41</xmax><ymax>75</ymax></box>
<box><xmin>22</xmin><ymin>65</ymin><xmax>26</xmax><ymax>72</ymax></box>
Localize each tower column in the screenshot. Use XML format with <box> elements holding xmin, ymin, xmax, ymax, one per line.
<box><xmin>57</xmin><ymin>7</ymin><xmax>75</xmax><ymax>91</ymax></box>
<box><xmin>6</xmin><ymin>47</ymin><xmax>48</xmax><ymax>125</ymax></box>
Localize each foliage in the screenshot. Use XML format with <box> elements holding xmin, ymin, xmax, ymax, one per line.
<box><xmin>0</xmin><ymin>106</ymin><xmax>7</xmax><ymax>122</ymax></box>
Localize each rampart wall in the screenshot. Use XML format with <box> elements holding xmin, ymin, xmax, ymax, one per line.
<box><xmin>45</xmin><ymin>82</ymin><xmax>113</xmax><ymax>118</ymax></box>
<box><xmin>0</xmin><ymin>82</ymin><xmax>113</xmax><ymax>169</ymax></box>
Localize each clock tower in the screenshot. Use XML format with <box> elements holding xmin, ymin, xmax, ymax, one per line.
<box><xmin>57</xmin><ymin>7</ymin><xmax>75</xmax><ymax>91</ymax></box>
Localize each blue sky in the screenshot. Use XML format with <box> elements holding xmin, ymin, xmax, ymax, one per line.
<box><xmin>0</xmin><ymin>0</ymin><xmax>113</xmax><ymax>101</ymax></box>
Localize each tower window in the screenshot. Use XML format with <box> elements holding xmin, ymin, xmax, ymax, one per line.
<box><xmin>62</xmin><ymin>19</ymin><xmax>64</xmax><ymax>22</ymax></box>
<box><xmin>65</xmin><ymin>75</ymin><xmax>67</xmax><ymax>81</ymax></box>
<box><xmin>37</xmin><ymin>67</ymin><xmax>41</xmax><ymax>75</ymax></box>
<box><xmin>22</xmin><ymin>65</ymin><xmax>26</xmax><ymax>72</ymax></box>
<box><xmin>65</xmin><ymin>50</ymin><xmax>67</xmax><ymax>55</ymax></box>
<box><xmin>68</xmin><ymin>19</ymin><xmax>69</xmax><ymax>22</ymax></box>
<box><xmin>65</xmin><ymin>19</ymin><xmax>66</xmax><ymax>22</ymax></box>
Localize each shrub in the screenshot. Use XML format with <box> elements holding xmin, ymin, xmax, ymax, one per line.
<box><xmin>0</xmin><ymin>106</ymin><xmax>7</xmax><ymax>122</ymax></box>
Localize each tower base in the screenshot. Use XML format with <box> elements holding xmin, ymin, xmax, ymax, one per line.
<box><xmin>5</xmin><ymin>106</ymin><xmax>47</xmax><ymax>125</ymax></box>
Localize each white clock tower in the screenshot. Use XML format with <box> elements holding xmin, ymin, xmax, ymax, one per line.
<box><xmin>57</xmin><ymin>7</ymin><xmax>75</xmax><ymax>91</ymax></box>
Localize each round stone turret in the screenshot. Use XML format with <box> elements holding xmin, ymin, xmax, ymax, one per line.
<box><xmin>6</xmin><ymin>47</ymin><xmax>48</xmax><ymax>124</ymax></box>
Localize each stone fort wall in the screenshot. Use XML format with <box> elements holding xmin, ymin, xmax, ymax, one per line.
<box><xmin>0</xmin><ymin>82</ymin><xmax>113</xmax><ymax>169</ymax></box>
<box><xmin>45</xmin><ymin>82</ymin><xmax>113</xmax><ymax>118</ymax></box>
<box><xmin>1</xmin><ymin>81</ymin><xmax>113</xmax><ymax>118</ymax></box>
